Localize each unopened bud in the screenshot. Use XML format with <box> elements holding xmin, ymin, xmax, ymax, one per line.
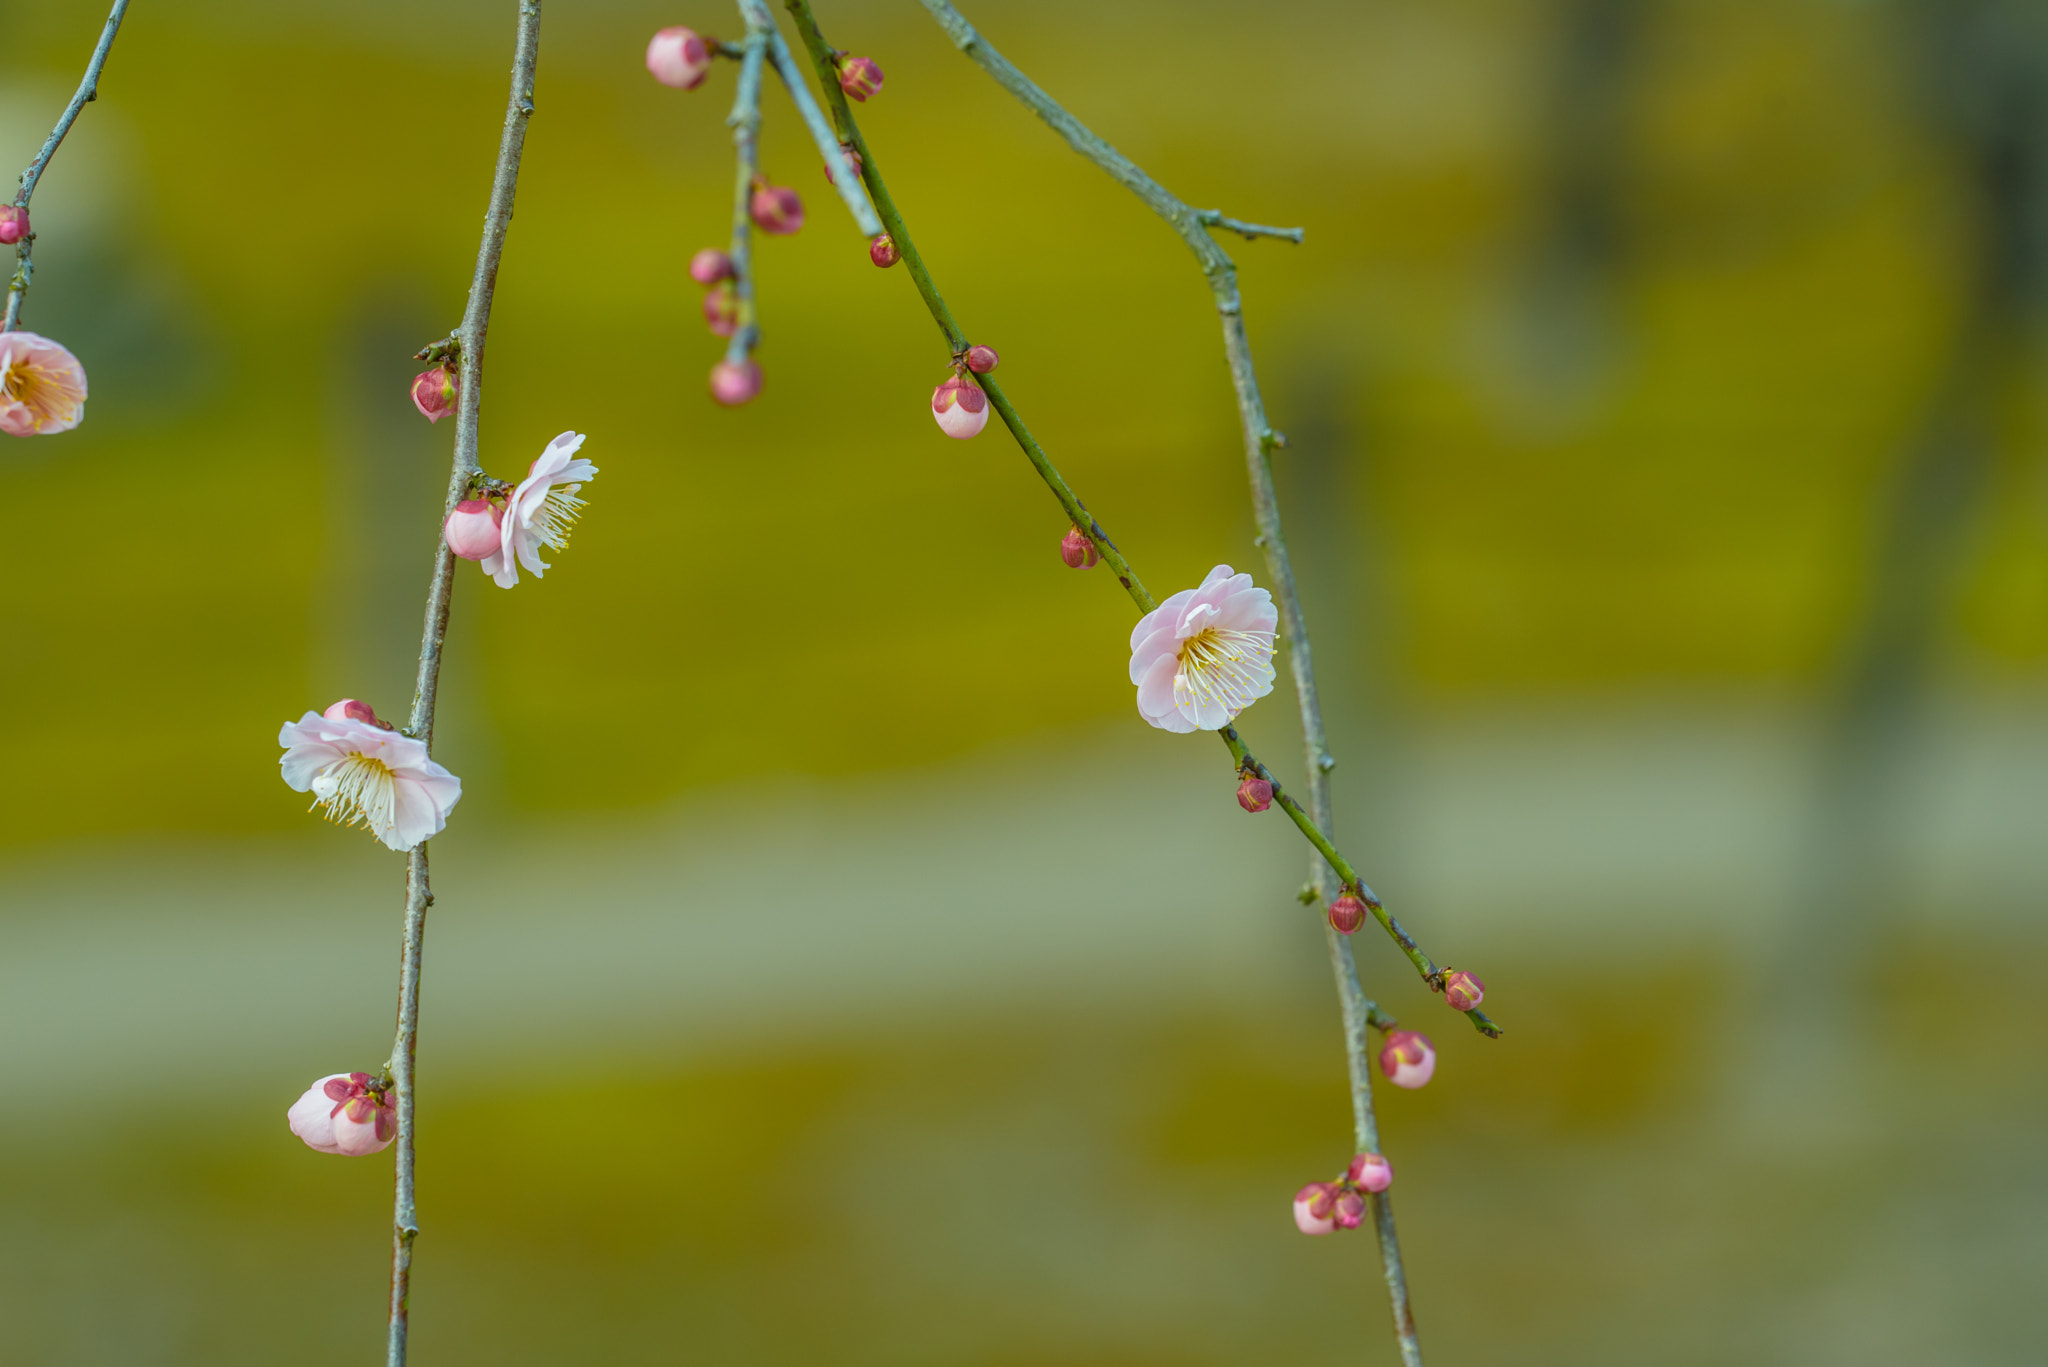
<box><xmin>322</xmin><ymin>699</ymin><xmax>380</xmax><ymax>725</ymax></box>
<box><xmin>1058</xmin><ymin>526</ymin><xmax>1099</xmax><ymax>569</ymax></box>
<box><xmin>688</xmin><ymin>248</ymin><xmax>734</xmax><ymax>285</ymax></box>
<box><xmin>1347</xmin><ymin>1152</ymin><xmax>1393</xmax><ymax>1194</ymax></box>
<box><xmin>1292</xmin><ymin>1181</ymin><xmax>1338</xmax><ymax>1236</ymax></box>
<box><xmin>646</xmin><ymin>26</ymin><xmax>713</xmax><ymax>90</ymax></box>
<box><xmin>1442</xmin><ymin>969</ymin><xmax>1486</xmax><ymax>1012</ymax></box>
<box><xmin>1236</xmin><ymin>774</ymin><xmax>1273</xmax><ymax>812</ymax></box>
<box><xmin>710</xmin><ymin>357</ymin><xmax>762</xmax><ymax>406</ymax></box>
<box><xmin>1328</xmin><ymin>893</ymin><xmax>1366</xmax><ymax>935</ymax></box>
<box><xmin>825</xmin><ymin>145</ymin><xmax>865</xmax><ymax>185</ymax></box>
<box><xmin>287</xmin><ymin>1072</ymin><xmax>395</xmax><ymax>1157</ymax></box>
<box><xmin>869</xmin><ymin>233</ymin><xmax>900</xmax><ymax>268</ymax></box>
<box><xmin>443</xmin><ymin>499</ymin><xmax>504</xmax><ymax>561</ymax></box>
<box><xmin>965</xmin><ymin>344</ymin><xmax>1000</xmax><ymax>374</ymax></box>
<box><xmin>837</xmin><ymin>55</ymin><xmax>885</xmax><ymax>102</ymax></box>
<box><xmin>750</xmin><ymin>183</ymin><xmax>805</xmax><ymax>236</ymax></box>
<box><xmin>410</xmin><ymin>366</ymin><xmax>457</xmax><ymax>424</ymax></box>
<box><xmin>0</xmin><ymin>205</ymin><xmax>27</xmax><ymax>245</ymax></box>
<box><xmin>1377</xmin><ymin>1029</ymin><xmax>1436</xmax><ymax>1089</ymax></box>
<box><xmin>932</xmin><ymin>373</ymin><xmax>989</xmax><ymax>439</ymax></box>
<box><xmin>703</xmin><ymin>284</ymin><xmax>740</xmax><ymax>337</ymax></box>
<box><xmin>1333</xmin><ymin>1189</ymin><xmax>1367</xmax><ymax>1228</ymax></box>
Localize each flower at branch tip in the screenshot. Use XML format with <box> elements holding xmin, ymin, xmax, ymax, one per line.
<box><xmin>1378</xmin><ymin>1029</ymin><xmax>1436</xmax><ymax>1090</ymax></box>
<box><xmin>0</xmin><ymin>205</ymin><xmax>27</xmax><ymax>245</ymax></box>
<box><xmin>0</xmin><ymin>330</ymin><xmax>87</xmax><ymax>437</ymax></box>
<box><xmin>1292</xmin><ymin>1182</ymin><xmax>1338</xmax><ymax>1236</ymax></box>
<box><xmin>704</xmin><ymin>284</ymin><xmax>740</xmax><ymax>337</ymax></box>
<box><xmin>1236</xmin><ymin>773</ymin><xmax>1273</xmax><ymax>813</ymax></box>
<box><xmin>824</xmin><ymin>145</ymin><xmax>864</xmax><ymax>185</ymax></box>
<box><xmin>1442</xmin><ymin>968</ymin><xmax>1485</xmax><ymax>1011</ymax></box>
<box><xmin>749</xmin><ymin>182</ymin><xmax>805</xmax><ymax>236</ymax></box>
<box><xmin>837</xmin><ymin>55</ymin><xmax>885</xmax><ymax>102</ymax></box>
<box><xmin>482</xmin><ymin>431</ymin><xmax>597</xmax><ymax>589</ymax></box>
<box><xmin>1059</xmin><ymin>526</ymin><xmax>1099</xmax><ymax>569</ymax></box>
<box><xmin>869</xmin><ymin>233</ymin><xmax>899</xmax><ymax>268</ymax></box>
<box><xmin>411</xmin><ymin>365</ymin><xmax>457</xmax><ymax>424</ymax></box>
<box><xmin>1347</xmin><ymin>1152</ymin><xmax>1393</xmax><ymax>1194</ymax></box>
<box><xmin>443</xmin><ymin>498</ymin><xmax>504</xmax><ymax>561</ymax></box>
<box><xmin>1327</xmin><ymin>892</ymin><xmax>1366</xmax><ymax>935</ymax></box>
<box><xmin>288</xmin><ymin>1073</ymin><xmax>396</xmax><ymax>1156</ymax></box>
<box><xmin>932</xmin><ymin>373</ymin><xmax>988</xmax><ymax>439</ymax></box>
<box><xmin>711</xmin><ymin>357</ymin><xmax>762</xmax><ymax>406</ymax></box>
<box><xmin>964</xmin><ymin>344</ymin><xmax>999</xmax><ymax>374</ymax></box>
<box><xmin>1127</xmin><ymin>564</ymin><xmax>1278</xmax><ymax>732</ymax></box>
<box><xmin>689</xmin><ymin>248</ymin><xmax>734</xmax><ymax>285</ymax></box>
<box><xmin>646</xmin><ymin>26</ymin><xmax>713</xmax><ymax>90</ymax></box>
<box><xmin>278</xmin><ymin>709</ymin><xmax>461</xmax><ymax>852</ymax></box>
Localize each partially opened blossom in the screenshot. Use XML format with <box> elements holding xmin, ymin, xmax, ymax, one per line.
<box><xmin>288</xmin><ymin>1073</ymin><xmax>396</xmax><ymax>1156</ymax></box>
<box><xmin>1292</xmin><ymin>1182</ymin><xmax>1338</xmax><ymax>1236</ymax></box>
<box><xmin>1059</xmin><ymin>527</ymin><xmax>1098</xmax><ymax>569</ymax></box>
<box><xmin>278</xmin><ymin>704</ymin><xmax>462</xmax><ymax>851</ymax></box>
<box><xmin>646</xmin><ymin>26</ymin><xmax>713</xmax><ymax>89</ymax></box>
<box><xmin>481</xmin><ymin>431</ymin><xmax>597</xmax><ymax>589</ymax></box>
<box><xmin>443</xmin><ymin>498</ymin><xmax>503</xmax><ymax>560</ymax></box>
<box><xmin>0</xmin><ymin>330</ymin><xmax>87</xmax><ymax>437</ymax></box>
<box><xmin>411</xmin><ymin>365</ymin><xmax>457</xmax><ymax>424</ymax></box>
<box><xmin>1126</xmin><ymin>564</ymin><xmax>1277</xmax><ymax>732</ymax></box>
<box><xmin>1378</xmin><ymin>1029</ymin><xmax>1436</xmax><ymax>1089</ymax></box>
<box><xmin>1348</xmin><ymin>1152</ymin><xmax>1393</xmax><ymax>1194</ymax></box>
<box><xmin>932</xmin><ymin>374</ymin><xmax>988</xmax><ymax>438</ymax></box>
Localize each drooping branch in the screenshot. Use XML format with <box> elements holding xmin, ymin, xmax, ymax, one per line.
<box><xmin>385</xmin><ymin>4</ymin><xmax>542</xmax><ymax>1365</ymax></box>
<box><xmin>738</xmin><ymin>0</ymin><xmax>880</xmax><ymax>238</ymax></box>
<box><xmin>3</xmin><ymin>0</ymin><xmax>130</xmax><ymax>333</ymax></box>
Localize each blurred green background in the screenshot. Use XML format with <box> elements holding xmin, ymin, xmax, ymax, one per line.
<box><xmin>3</xmin><ymin>0</ymin><xmax>2045</xmax><ymax>1362</ymax></box>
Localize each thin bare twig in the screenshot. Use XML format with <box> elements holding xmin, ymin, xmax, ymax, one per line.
<box><xmin>738</xmin><ymin>0</ymin><xmax>881</xmax><ymax>237</ymax></box>
<box><xmin>4</xmin><ymin>0</ymin><xmax>130</xmax><ymax>333</ymax></box>
<box><xmin>723</xmin><ymin>23</ymin><xmax>767</xmax><ymax>367</ymax></box>
<box><xmin>385</xmin><ymin>3</ymin><xmax>542</xmax><ymax>1364</ymax></box>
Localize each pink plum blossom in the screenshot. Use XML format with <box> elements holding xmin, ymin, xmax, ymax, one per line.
<box><xmin>750</xmin><ymin>182</ymin><xmax>804</xmax><ymax>235</ymax></box>
<box><xmin>1378</xmin><ymin>1029</ymin><xmax>1436</xmax><ymax>1089</ymax></box>
<box><xmin>869</xmin><ymin>234</ymin><xmax>899</xmax><ymax>268</ymax></box>
<box><xmin>0</xmin><ymin>205</ymin><xmax>27</xmax><ymax>245</ymax></box>
<box><xmin>443</xmin><ymin>498</ymin><xmax>504</xmax><ymax>560</ymax></box>
<box><xmin>278</xmin><ymin>706</ymin><xmax>462</xmax><ymax>851</ymax></box>
<box><xmin>703</xmin><ymin>285</ymin><xmax>739</xmax><ymax>337</ymax></box>
<box><xmin>1126</xmin><ymin>564</ymin><xmax>1277</xmax><ymax>732</ymax></box>
<box><xmin>288</xmin><ymin>1073</ymin><xmax>396</xmax><ymax>1156</ymax></box>
<box><xmin>837</xmin><ymin>54</ymin><xmax>885</xmax><ymax>102</ymax></box>
<box><xmin>411</xmin><ymin>366</ymin><xmax>457</xmax><ymax>424</ymax></box>
<box><xmin>688</xmin><ymin>248</ymin><xmax>733</xmax><ymax>285</ymax></box>
<box><xmin>0</xmin><ymin>330</ymin><xmax>87</xmax><ymax>437</ymax></box>
<box><xmin>1292</xmin><ymin>1182</ymin><xmax>1338</xmax><ymax>1235</ymax></box>
<box><xmin>646</xmin><ymin>26</ymin><xmax>713</xmax><ymax>90</ymax></box>
<box><xmin>1442</xmin><ymin>969</ymin><xmax>1486</xmax><ymax>1012</ymax></box>
<box><xmin>1348</xmin><ymin>1152</ymin><xmax>1393</xmax><ymax>1194</ymax></box>
<box><xmin>1236</xmin><ymin>774</ymin><xmax>1273</xmax><ymax>812</ymax></box>
<box><xmin>1333</xmin><ymin>1189</ymin><xmax>1367</xmax><ymax>1228</ymax></box>
<box><xmin>711</xmin><ymin>358</ymin><xmax>761</xmax><ymax>406</ymax></box>
<box><xmin>964</xmin><ymin>344</ymin><xmax>999</xmax><ymax>374</ymax></box>
<box><xmin>1059</xmin><ymin>527</ymin><xmax>1098</xmax><ymax>569</ymax></box>
<box><xmin>931</xmin><ymin>374</ymin><xmax>988</xmax><ymax>439</ymax></box>
<box><xmin>1327</xmin><ymin>892</ymin><xmax>1366</xmax><ymax>935</ymax></box>
<box><xmin>481</xmin><ymin>431</ymin><xmax>596</xmax><ymax>589</ymax></box>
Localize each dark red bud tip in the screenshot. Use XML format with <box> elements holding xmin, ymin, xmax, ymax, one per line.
<box><xmin>1328</xmin><ymin>893</ymin><xmax>1367</xmax><ymax>935</ymax></box>
<box><xmin>688</xmin><ymin>248</ymin><xmax>734</xmax><ymax>285</ymax></box>
<box><xmin>1236</xmin><ymin>775</ymin><xmax>1273</xmax><ymax>813</ymax></box>
<box><xmin>0</xmin><ymin>205</ymin><xmax>27</xmax><ymax>245</ymax></box>
<box><xmin>838</xmin><ymin>55</ymin><xmax>885</xmax><ymax>102</ymax></box>
<box><xmin>1442</xmin><ymin>969</ymin><xmax>1486</xmax><ymax>1012</ymax></box>
<box><xmin>965</xmin><ymin>344</ymin><xmax>1000</xmax><ymax>374</ymax></box>
<box><xmin>869</xmin><ymin>233</ymin><xmax>900</xmax><ymax>268</ymax></box>
<box><xmin>1058</xmin><ymin>527</ymin><xmax>1099</xmax><ymax>569</ymax></box>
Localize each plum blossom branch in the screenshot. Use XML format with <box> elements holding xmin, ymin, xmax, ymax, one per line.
<box><xmin>3</xmin><ymin>0</ymin><xmax>129</xmax><ymax>333</ymax></box>
<box><xmin>385</xmin><ymin>3</ymin><xmax>541</xmax><ymax>1364</ymax></box>
<box><xmin>722</xmin><ymin>23</ymin><xmax>767</xmax><ymax>370</ymax></box>
<box><xmin>737</xmin><ymin>0</ymin><xmax>880</xmax><ymax>238</ymax></box>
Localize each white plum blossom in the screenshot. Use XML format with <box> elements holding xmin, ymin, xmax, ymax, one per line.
<box><xmin>482</xmin><ymin>431</ymin><xmax>596</xmax><ymax>589</ymax></box>
<box><xmin>278</xmin><ymin>703</ymin><xmax>462</xmax><ymax>852</ymax></box>
<box><xmin>1127</xmin><ymin>564</ymin><xmax>1278</xmax><ymax>732</ymax></box>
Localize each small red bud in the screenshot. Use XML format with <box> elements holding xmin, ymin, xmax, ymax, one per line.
<box><xmin>964</xmin><ymin>344</ymin><xmax>999</xmax><ymax>374</ymax></box>
<box><xmin>1347</xmin><ymin>1152</ymin><xmax>1393</xmax><ymax>1194</ymax></box>
<box><xmin>1328</xmin><ymin>893</ymin><xmax>1366</xmax><ymax>935</ymax></box>
<box><xmin>1236</xmin><ymin>774</ymin><xmax>1273</xmax><ymax>812</ymax></box>
<box><xmin>646</xmin><ymin>27</ymin><xmax>713</xmax><ymax>90</ymax></box>
<box><xmin>410</xmin><ymin>366</ymin><xmax>458</xmax><ymax>424</ymax></box>
<box><xmin>703</xmin><ymin>284</ymin><xmax>740</xmax><ymax>337</ymax></box>
<box><xmin>688</xmin><ymin>248</ymin><xmax>733</xmax><ymax>285</ymax></box>
<box><xmin>442</xmin><ymin>499</ymin><xmax>504</xmax><ymax>561</ymax></box>
<box><xmin>1332</xmin><ymin>1189</ymin><xmax>1367</xmax><ymax>1229</ymax></box>
<box><xmin>749</xmin><ymin>183</ymin><xmax>805</xmax><ymax>236</ymax></box>
<box><xmin>1377</xmin><ymin>1030</ymin><xmax>1436</xmax><ymax>1089</ymax></box>
<box><xmin>710</xmin><ymin>357</ymin><xmax>762</xmax><ymax>406</ymax></box>
<box><xmin>869</xmin><ymin>233</ymin><xmax>900</xmax><ymax>268</ymax></box>
<box><xmin>824</xmin><ymin>145</ymin><xmax>865</xmax><ymax>185</ymax></box>
<box><xmin>1058</xmin><ymin>527</ymin><xmax>1099</xmax><ymax>569</ymax></box>
<box><xmin>1441</xmin><ymin>969</ymin><xmax>1485</xmax><ymax>1012</ymax></box>
<box><xmin>0</xmin><ymin>205</ymin><xmax>27</xmax><ymax>245</ymax></box>
<box><xmin>837</xmin><ymin>55</ymin><xmax>885</xmax><ymax>102</ymax></box>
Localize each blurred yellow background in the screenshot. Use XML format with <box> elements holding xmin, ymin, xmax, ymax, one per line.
<box><xmin>3</xmin><ymin>0</ymin><xmax>2044</xmax><ymax>1363</ymax></box>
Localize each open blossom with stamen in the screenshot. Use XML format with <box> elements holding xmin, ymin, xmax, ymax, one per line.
<box><xmin>1127</xmin><ymin>564</ymin><xmax>1277</xmax><ymax>732</ymax></box>
<box><xmin>287</xmin><ymin>1073</ymin><xmax>397</xmax><ymax>1156</ymax></box>
<box><xmin>0</xmin><ymin>330</ymin><xmax>87</xmax><ymax>437</ymax></box>
<box><xmin>481</xmin><ymin>431</ymin><xmax>596</xmax><ymax>589</ymax></box>
<box><xmin>278</xmin><ymin>704</ymin><xmax>461</xmax><ymax>852</ymax></box>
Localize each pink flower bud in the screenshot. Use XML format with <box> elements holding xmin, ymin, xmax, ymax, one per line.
<box><xmin>411</xmin><ymin>366</ymin><xmax>457</xmax><ymax>424</ymax></box>
<box><xmin>1292</xmin><ymin>1181</ymin><xmax>1338</xmax><ymax>1235</ymax></box>
<box><xmin>443</xmin><ymin>498</ymin><xmax>504</xmax><ymax>561</ymax></box>
<box><xmin>965</xmin><ymin>344</ymin><xmax>1000</xmax><ymax>374</ymax></box>
<box><xmin>0</xmin><ymin>205</ymin><xmax>27</xmax><ymax>245</ymax></box>
<box><xmin>1377</xmin><ymin>1029</ymin><xmax>1436</xmax><ymax>1089</ymax></box>
<box><xmin>824</xmin><ymin>146</ymin><xmax>864</xmax><ymax>185</ymax></box>
<box><xmin>1347</xmin><ymin>1152</ymin><xmax>1393</xmax><ymax>1193</ymax></box>
<box><xmin>1237</xmin><ymin>774</ymin><xmax>1273</xmax><ymax>812</ymax></box>
<box><xmin>688</xmin><ymin>248</ymin><xmax>733</xmax><ymax>285</ymax></box>
<box><xmin>322</xmin><ymin>699</ymin><xmax>379</xmax><ymax>725</ymax></box>
<box><xmin>710</xmin><ymin>357</ymin><xmax>762</xmax><ymax>406</ymax></box>
<box><xmin>932</xmin><ymin>374</ymin><xmax>989</xmax><ymax>439</ymax></box>
<box><xmin>1333</xmin><ymin>1189</ymin><xmax>1367</xmax><ymax>1228</ymax></box>
<box><xmin>1442</xmin><ymin>969</ymin><xmax>1486</xmax><ymax>1012</ymax></box>
<box><xmin>703</xmin><ymin>285</ymin><xmax>739</xmax><ymax>337</ymax></box>
<box><xmin>750</xmin><ymin>183</ymin><xmax>805</xmax><ymax>235</ymax></box>
<box><xmin>1059</xmin><ymin>526</ymin><xmax>1099</xmax><ymax>569</ymax></box>
<box><xmin>838</xmin><ymin>55</ymin><xmax>885</xmax><ymax>102</ymax></box>
<box><xmin>333</xmin><ymin>1088</ymin><xmax>398</xmax><ymax>1156</ymax></box>
<box><xmin>1328</xmin><ymin>893</ymin><xmax>1366</xmax><ymax>935</ymax></box>
<box><xmin>869</xmin><ymin>234</ymin><xmax>900</xmax><ymax>268</ymax></box>
<box><xmin>287</xmin><ymin>1072</ymin><xmax>393</xmax><ymax>1156</ymax></box>
<box><xmin>646</xmin><ymin>26</ymin><xmax>713</xmax><ymax>90</ymax></box>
